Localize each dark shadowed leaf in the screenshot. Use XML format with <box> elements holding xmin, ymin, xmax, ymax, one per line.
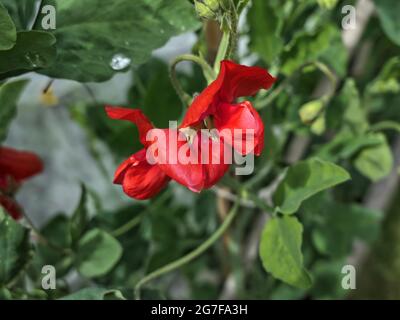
<box><xmin>37</xmin><ymin>0</ymin><xmax>201</xmax><ymax>82</ymax></box>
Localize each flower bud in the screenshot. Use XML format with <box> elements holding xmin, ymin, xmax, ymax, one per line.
<box><xmin>299</xmin><ymin>99</ymin><xmax>324</xmax><ymax>124</ymax></box>
<box><xmin>194</xmin><ymin>0</ymin><xmax>220</xmax><ymax>20</ymax></box>
<box><xmin>311</xmin><ymin>115</ymin><xmax>326</xmax><ymax>135</ymax></box>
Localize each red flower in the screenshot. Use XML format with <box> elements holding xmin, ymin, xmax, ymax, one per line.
<box><xmin>106</xmin><ymin>60</ymin><xmax>276</xmax><ymax>200</ymax></box>
<box><xmin>0</xmin><ymin>146</ymin><xmax>43</xmax><ymax>219</ymax></box>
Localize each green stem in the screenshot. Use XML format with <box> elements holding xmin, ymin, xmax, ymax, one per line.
<box><xmin>134</xmin><ymin>200</ymin><xmax>240</xmax><ymax>300</ymax></box>
<box><xmin>111</xmin><ymin>214</ymin><xmax>143</xmax><ymax>238</ymax></box>
<box><xmin>225</xmin><ymin>0</ymin><xmax>238</xmax><ymax>60</ymax></box>
<box><xmin>170</xmin><ymin>54</ymin><xmax>216</xmax><ymax>107</ymax></box>
<box><xmin>112</xmin><ymin>190</ymin><xmax>171</xmax><ymax>237</ymax></box>
<box><xmin>214</xmin><ymin>32</ymin><xmax>230</xmax><ymax>73</ymax></box>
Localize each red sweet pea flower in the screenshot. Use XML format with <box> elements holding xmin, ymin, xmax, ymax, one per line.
<box><xmin>106</xmin><ymin>60</ymin><xmax>276</xmax><ymax>200</ymax></box>
<box><xmin>0</xmin><ymin>146</ymin><xmax>43</xmax><ymax>219</ymax></box>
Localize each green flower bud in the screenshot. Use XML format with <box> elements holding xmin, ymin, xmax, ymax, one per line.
<box><xmin>299</xmin><ymin>99</ymin><xmax>325</xmax><ymax>124</ymax></box>
<box><xmin>194</xmin><ymin>0</ymin><xmax>220</xmax><ymax>20</ymax></box>
<box><xmin>311</xmin><ymin>115</ymin><xmax>326</xmax><ymax>135</ymax></box>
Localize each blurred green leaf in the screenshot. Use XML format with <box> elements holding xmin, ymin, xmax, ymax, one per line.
<box><xmin>0</xmin><ymin>2</ymin><xmax>17</xmax><ymax>50</ymax></box>
<box><xmin>76</xmin><ymin>229</ymin><xmax>122</xmax><ymax>278</ymax></box>
<box><xmin>368</xmin><ymin>56</ymin><xmax>400</xmax><ymax>95</ymax></box>
<box><xmin>273</xmin><ymin>158</ymin><xmax>351</xmax><ymax>214</ymax></box>
<box><xmin>0</xmin><ymin>79</ymin><xmax>28</xmax><ymax>143</ymax></box>
<box><xmin>248</xmin><ymin>0</ymin><xmax>283</xmax><ymax>65</ymax></box>
<box><xmin>0</xmin><ymin>31</ymin><xmax>56</xmax><ymax>77</ymax></box>
<box><xmin>259</xmin><ymin>215</ymin><xmax>312</xmax><ymax>288</ymax></box>
<box><xmin>281</xmin><ymin>24</ymin><xmax>335</xmax><ymax>75</ymax></box>
<box><xmin>37</xmin><ymin>0</ymin><xmax>201</xmax><ymax>81</ymax></box>
<box><xmin>374</xmin><ymin>0</ymin><xmax>400</xmax><ymax>46</ymax></box>
<box><xmin>354</xmin><ymin>133</ymin><xmax>393</xmax><ymax>182</ymax></box>
<box><xmin>312</xmin><ymin>203</ymin><xmax>381</xmax><ymax>258</ymax></box>
<box><xmin>1</xmin><ymin>0</ymin><xmax>38</xmax><ymax>30</ymax></box>
<box><xmin>329</xmin><ymin>79</ymin><xmax>368</xmax><ymax>135</ymax></box>
<box><xmin>61</xmin><ymin>287</ymin><xmax>125</xmax><ymax>300</ymax></box>
<box><xmin>0</xmin><ymin>207</ymin><xmax>31</xmax><ymax>285</ymax></box>
<box><xmin>41</xmin><ymin>215</ymin><xmax>72</xmax><ymax>249</ymax></box>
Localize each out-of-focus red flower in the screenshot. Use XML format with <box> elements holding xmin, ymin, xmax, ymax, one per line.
<box><xmin>0</xmin><ymin>146</ymin><xmax>43</xmax><ymax>220</ymax></box>
<box><xmin>106</xmin><ymin>60</ymin><xmax>276</xmax><ymax>199</ymax></box>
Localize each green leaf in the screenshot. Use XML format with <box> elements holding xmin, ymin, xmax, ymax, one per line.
<box><xmin>75</xmin><ymin>229</ymin><xmax>122</xmax><ymax>278</ymax></box>
<box><xmin>37</xmin><ymin>0</ymin><xmax>201</xmax><ymax>82</ymax></box>
<box><xmin>354</xmin><ymin>133</ymin><xmax>393</xmax><ymax>182</ymax></box>
<box><xmin>374</xmin><ymin>0</ymin><xmax>400</xmax><ymax>46</ymax></box>
<box><xmin>248</xmin><ymin>0</ymin><xmax>283</xmax><ymax>65</ymax></box>
<box><xmin>273</xmin><ymin>158</ymin><xmax>351</xmax><ymax>214</ymax></box>
<box><xmin>259</xmin><ymin>215</ymin><xmax>312</xmax><ymax>288</ymax></box>
<box><xmin>41</xmin><ymin>215</ymin><xmax>72</xmax><ymax>249</ymax></box>
<box><xmin>60</xmin><ymin>288</ymin><xmax>125</xmax><ymax>300</ymax></box>
<box><xmin>0</xmin><ymin>31</ymin><xmax>56</xmax><ymax>77</ymax></box>
<box><xmin>281</xmin><ymin>24</ymin><xmax>335</xmax><ymax>75</ymax></box>
<box><xmin>368</xmin><ymin>56</ymin><xmax>400</xmax><ymax>95</ymax></box>
<box><xmin>0</xmin><ymin>207</ymin><xmax>32</xmax><ymax>285</ymax></box>
<box><xmin>0</xmin><ymin>2</ymin><xmax>17</xmax><ymax>50</ymax></box>
<box><xmin>312</xmin><ymin>204</ymin><xmax>381</xmax><ymax>258</ymax></box>
<box><xmin>1</xmin><ymin>0</ymin><xmax>38</xmax><ymax>30</ymax></box>
<box><xmin>326</xmin><ymin>79</ymin><xmax>368</xmax><ymax>135</ymax></box>
<box><xmin>0</xmin><ymin>79</ymin><xmax>28</xmax><ymax>143</ymax></box>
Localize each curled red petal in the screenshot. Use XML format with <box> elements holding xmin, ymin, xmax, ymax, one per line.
<box><xmin>0</xmin><ymin>147</ymin><xmax>43</xmax><ymax>182</ymax></box>
<box><xmin>181</xmin><ymin>60</ymin><xmax>276</xmax><ymax>128</ymax></box>
<box><xmin>214</xmin><ymin>101</ymin><xmax>264</xmax><ymax>156</ymax></box>
<box><xmin>105</xmin><ymin>106</ymin><xmax>154</xmax><ymax>147</ymax></box>
<box><xmin>0</xmin><ymin>195</ymin><xmax>23</xmax><ymax>220</ymax></box>
<box><xmin>218</xmin><ymin>60</ymin><xmax>276</xmax><ymax>102</ymax></box>
<box><xmin>115</xmin><ymin>149</ymin><xmax>170</xmax><ymax>200</ymax></box>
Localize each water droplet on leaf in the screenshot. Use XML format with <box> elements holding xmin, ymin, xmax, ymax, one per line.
<box><xmin>110</xmin><ymin>53</ymin><xmax>131</xmax><ymax>71</ymax></box>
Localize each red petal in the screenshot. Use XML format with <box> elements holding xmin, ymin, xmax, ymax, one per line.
<box><xmin>155</xmin><ymin>129</ymin><xmax>205</xmax><ymax>192</ymax></box>
<box><xmin>105</xmin><ymin>106</ymin><xmax>154</xmax><ymax>147</ymax></box>
<box><xmin>196</xmin><ymin>132</ymin><xmax>231</xmax><ymax>189</ymax></box>
<box><xmin>218</xmin><ymin>60</ymin><xmax>276</xmax><ymax>102</ymax></box>
<box><xmin>115</xmin><ymin>149</ymin><xmax>170</xmax><ymax>200</ymax></box>
<box><xmin>214</xmin><ymin>101</ymin><xmax>264</xmax><ymax>156</ymax></box>
<box><xmin>0</xmin><ymin>195</ymin><xmax>22</xmax><ymax>220</ymax></box>
<box><xmin>0</xmin><ymin>147</ymin><xmax>43</xmax><ymax>182</ymax></box>
<box><xmin>181</xmin><ymin>60</ymin><xmax>276</xmax><ymax>128</ymax></box>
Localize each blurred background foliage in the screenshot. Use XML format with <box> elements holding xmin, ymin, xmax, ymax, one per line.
<box><xmin>1</xmin><ymin>0</ymin><xmax>400</xmax><ymax>300</ymax></box>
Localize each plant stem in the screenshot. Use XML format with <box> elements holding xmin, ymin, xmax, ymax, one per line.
<box><xmin>224</xmin><ymin>0</ymin><xmax>238</xmax><ymax>60</ymax></box>
<box><xmin>111</xmin><ymin>214</ymin><xmax>143</xmax><ymax>238</ymax></box>
<box><xmin>112</xmin><ymin>190</ymin><xmax>171</xmax><ymax>238</ymax></box>
<box><xmin>170</xmin><ymin>54</ymin><xmax>216</xmax><ymax>108</ymax></box>
<box><xmin>134</xmin><ymin>200</ymin><xmax>240</xmax><ymax>300</ymax></box>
